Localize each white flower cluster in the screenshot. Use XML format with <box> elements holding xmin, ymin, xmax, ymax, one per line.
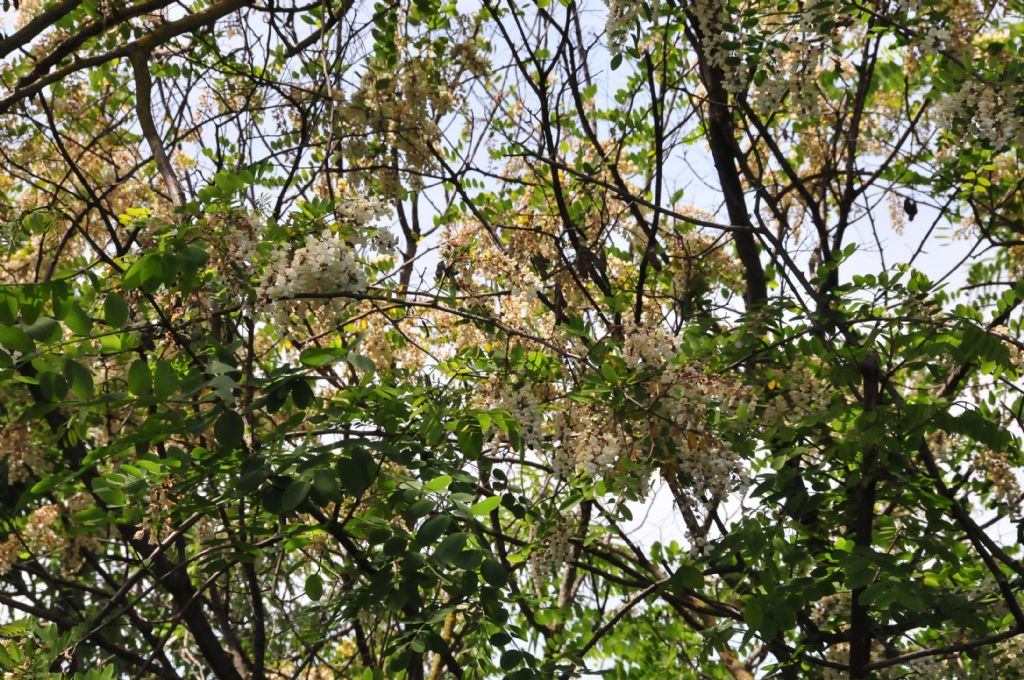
<box><xmin>903</xmin><ymin>655</ymin><xmax>956</xmax><ymax>676</ymax></box>
<box><xmin>193</xmin><ymin>516</ymin><xmax>218</xmax><ymax>545</ymax></box>
<box><xmin>934</xmin><ymin>79</ymin><xmax>1024</xmax><ymax>149</ymax></box>
<box><xmin>255</xmin><ymin>195</ymin><xmax>395</xmax><ymax>326</ymax></box>
<box><xmin>0</xmin><ymin>535</ymin><xmax>20</xmax><ymax>577</ymax></box>
<box><xmin>341</xmin><ymin>60</ymin><xmax>458</xmax><ymax>195</ymax></box>
<box><xmin>65</xmin><ymin>491</ymin><xmax>93</xmax><ymax>516</ymax></box>
<box><xmin>548</xmin><ymin>447</ymin><xmax>576</xmax><ymax>478</ymax></box>
<box><xmin>553</xmin><ymin>322</ymin><xmax>749</xmax><ymax>505</ymax></box>
<box><xmin>547</xmin><ymin>321</ymin><xmax>753</xmax><ymax>506</ymax></box>
<box><xmin>810</xmin><ymin>592</ymin><xmax>850</xmax><ymax>627</ymax></box>
<box><xmin>260</xmin><ymin>231</ymin><xmax>368</xmax><ymax>300</ymax></box>
<box><xmin>896</xmin><ymin>0</ymin><xmax>920</xmax><ymax>14</ymax></box>
<box><xmin>810</xmin><ymin>591</ymin><xmax>954</xmax><ymax>675</ymax></box>
<box><xmin>25</xmin><ymin>504</ymin><xmax>62</xmax><ymax>553</ymax></box>
<box><xmin>355</xmin><ymin>314</ymin><xmax>396</xmax><ymax>372</ymax></box>
<box><xmin>918</xmin><ymin>25</ymin><xmax>951</xmax><ymax>56</ymax></box>
<box><xmin>507</xmin><ymin>265</ymin><xmax>544</xmax><ymax>303</ymax></box>
<box><xmin>660</xmin><ymin>215</ymin><xmax>744</xmax><ymax>301</ymax></box>
<box><xmin>626</xmin><ymin>321</ymin><xmax>750</xmax><ymax>504</ymax></box>
<box><xmin>215</xmin><ymin>209</ymin><xmax>262</xmax><ymax>265</ymax></box>
<box><xmin>476</xmin><ymin>379</ymin><xmax>547</xmax><ymax>451</ymax></box>
<box><xmin>0</xmin><ymin>423</ymin><xmax>46</xmax><ymax>484</ymax></box>
<box><xmin>979</xmin><ymin>449</ymin><xmax>1021</xmax><ymax>518</ymax></box>
<box><xmin>530</xmin><ymin>522</ymin><xmax>573</xmax><ymax>593</ymax></box>
<box><xmin>501</xmin><ymin>385</ymin><xmax>546</xmax><ymax>450</ymax></box>
<box><xmin>369</xmin><ymin>227</ymin><xmax>399</xmax><ymax>256</ymax></box>
<box><xmin>762</xmin><ymin>366</ymin><xmax>829</xmax><ymax>427</ymax></box>
<box><xmin>133</xmin><ymin>479</ymin><xmax>175</xmax><ymax>545</ymax></box>
<box><xmin>205</xmin><ymin>209</ymin><xmax>265</xmax><ymax>302</ymax></box>
<box><xmin>751</xmin><ymin>45</ymin><xmax>823</xmax><ymax>119</ymax></box>
<box><xmin>553</xmin><ymin>405</ymin><xmax>638</xmax><ymax>477</ymax></box>
<box><xmin>622</xmin><ymin>320</ymin><xmax>677</xmax><ymax>369</ymax></box>
<box><xmin>751</xmin><ymin>73</ymin><xmax>788</xmax><ymax>113</ymax></box>
<box><xmin>692</xmin><ymin>0</ymin><xmax>744</xmax><ymax>94</ymax></box>
<box><xmin>926</xmin><ymin>429</ymin><xmax>956</xmax><ymax>461</ymax></box>
<box><xmin>605</xmin><ymin>0</ymin><xmax>651</xmax><ymax>55</ymax></box>
<box><xmin>258</xmin><ymin>231</ymin><xmax>368</xmax><ymax>326</ymax></box>
<box><xmin>334</xmin><ymin>195</ymin><xmax>392</xmax><ymax>227</ymax></box>
<box><xmin>450</xmin><ymin>36</ymin><xmax>491</xmax><ymax>78</ymax></box>
<box><xmin>688</xmin><ymin>533</ymin><xmax>711</xmax><ymax>558</ymax></box>
<box><xmin>0</xmin><ymin>496</ymin><xmax>102</xmax><ymax>578</ymax></box>
<box><xmin>675</xmin><ymin>432</ymin><xmax>742</xmax><ymax>503</ymax></box>
<box><xmin>59</xmin><ymin>492</ymin><xmax>99</xmax><ymax>576</ymax></box>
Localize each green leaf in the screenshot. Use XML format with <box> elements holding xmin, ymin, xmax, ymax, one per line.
<box><xmin>457</xmin><ymin>420</ymin><xmax>484</xmax><ymax>459</ymax></box>
<box><xmin>71</xmin><ymin>506</ymin><xmax>107</xmax><ymax>525</ymax></box>
<box><xmin>64</xmin><ymin>358</ymin><xmax>94</xmax><ymax>399</ymax></box>
<box><xmin>0</xmin><ymin>618</ymin><xmax>34</xmax><ymax>638</ymax></box>
<box><xmin>30</xmin><ymin>474</ymin><xmax>59</xmax><ymax>495</ymax></box>
<box><xmin>936</xmin><ymin>409</ymin><xmax>1012</xmax><ymax>451</ymax></box>
<box><xmin>22</xmin><ymin>316</ymin><xmax>61</xmax><ymax>343</ymax></box>
<box><xmin>404</xmin><ymin>498</ymin><xmax>436</xmax><ymax>520</ymax></box>
<box><xmin>305</xmin><ymin>572</ymin><xmax>324</xmax><ymax>601</ymax></box>
<box><xmin>127</xmin><ymin>360</ymin><xmax>152</xmax><ymax>396</ymax></box>
<box><xmin>65</xmin><ymin>303</ymin><xmax>93</xmax><ymax>336</ymax></box>
<box><xmin>24</xmin><ymin>210</ymin><xmax>52</xmax><ymax>234</ymax></box>
<box><xmin>237</xmin><ymin>466</ymin><xmax>268</xmax><ymax>493</ymax></box>
<box><xmin>215</xmin><ymin>410</ymin><xmax>246</xmax><ymax>451</ymax></box>
<box><xmin>469</xmin><ymin>496</ymin><xmax>500</xmax><ymax>516</ymax></box>
<box><xmin>312</xmin><ymin>469</ymin><xmax>342</xmax><ymax>502</ymax></box>
<box><xmin>91</xmin><ymin>484</ymin><xmax>126</xmax><ymax>507</ymax></box>
<box><xmin>347</xmin><ymin>352</ymin><xmax>376</xmax><ymax>375</ymax></box>
<box><xmin>337</xmin><ymin>448</ymin><xmax>376</xmax><ymax>496</ymax></box>
<box><xmin>480</xmin><ymin>557</ymin><xmax>507</xmax><ymax>587</ymax></box>
<box><xmin>37</xmin><ymin>369</ymin><xmax>68</xmax><ymax>400</ymax></box>
<box><xmin>122</xmin><ymin>253</ymin><xmax>165</xmax><ymax>290</ymax></box>
<box><xmin>500</xmin><ymin>649</ymin><xmax>524</xmax><ymax>671</ymax></box>
<box><xmin>0</xmin><ymin>290</ymin><xmax>16</xmax><ymax>326</ymax></box>
<box><xmin>670</xmin><ymin>565</ymin><xmax>703</xmax><ymax>590</ymax></box>
<box><xmin>103</xmin><ymin>293</ymin><xmax>130</xmax><ymax>328</ymax></box>
<box><xmin>290</xmin><ymin>379</ymin><xmax>315</xmax><ymax>408</ymax></box>
<box><xmin>433</xmin><ymin>532</ymin><xmax>468</xmax><ymax>564</ymax></box>
<box><xmin>0</xmin><ymin>325</ymin><xmax>34</xmax><ymax>354</ymax></box>
<box><xmin>743</xmin><ymin>597</ymin><xmax>765</xmax><ymax>634</ymax></box>
<box><xmin>279</xmin><ymin>479</ymin><xmax>311</xmax><ymax>514</ymax></box>
<box><xmin>299</xmin><ymin>346</ymin><xmax>345</xmax><ymax>367</ymax></box>
<box><xmin>153</xmin><ymin>360</ymin><xmax>179</xmax><ymax>399</ymax></box>
<box><xmin>415</xmin><ymin>514</ymin><xmax>452</xmax><ymax>547</ymax></box>
<box><xmin>425</xmin><ymin>475</ymin><xmax>452</xmax><ymax>492</ymax></box>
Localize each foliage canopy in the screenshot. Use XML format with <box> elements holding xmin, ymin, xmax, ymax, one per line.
<box><xmin>0</xmin><ymin>0</ymin><xmax>1023</xmax><ymax>677</ymax></box>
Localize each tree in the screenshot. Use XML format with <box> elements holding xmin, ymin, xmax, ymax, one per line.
<box><xmin>0</xmin><ymin>0</ymin><xmax>1022</xmax><ymax>676</ymax></box>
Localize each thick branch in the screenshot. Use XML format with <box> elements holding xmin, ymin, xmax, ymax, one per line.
<box><xmin>0</xmin><ymin>0</ymin><xmax>252</xmax><ymax>115</ymax></box>
<box><xmin>130</xmin><ymin>51</ymin><xmax>186</xmax><ymax>207</ymax></box>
